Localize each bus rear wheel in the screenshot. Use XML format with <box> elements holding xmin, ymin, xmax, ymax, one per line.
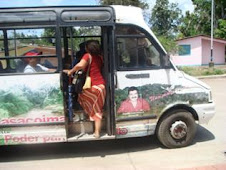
<box><xmin>157</xmin><ymin>110</ymin><xmax>197</xmax><ymax>148</ymax></box>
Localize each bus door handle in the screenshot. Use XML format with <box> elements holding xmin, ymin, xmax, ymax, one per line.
<box><xmin>125</xmin><ymin>73</ymin><xmax>150</xmax><ymax>79</ymax></box>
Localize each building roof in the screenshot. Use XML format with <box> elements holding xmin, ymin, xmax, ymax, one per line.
<box><xmin>176</xmin><ymin>35</ymin><xmax>226</xmax><ymax>44</ymax></box>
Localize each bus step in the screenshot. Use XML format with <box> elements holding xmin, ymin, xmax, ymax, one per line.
<box><xmin>67</xmin><ymin>133</ymin><xmax>115</xmax><ymax>142</ymax></box>
<box><xmin>68</xmin><ymin>121</ymin><xmax>94</xmax><ymax>134</ymax></box>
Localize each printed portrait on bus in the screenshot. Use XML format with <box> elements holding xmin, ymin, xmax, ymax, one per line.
<box><xmin>117</xmin><ymin>86</ymin><xmax>150</xmax><ymax>114</ymax></box>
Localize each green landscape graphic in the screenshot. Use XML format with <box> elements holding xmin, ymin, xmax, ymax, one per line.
<box><xmin>0</xmin><ymin>74</ymin><xmax>63</xmax><ymax>121</ymax></box>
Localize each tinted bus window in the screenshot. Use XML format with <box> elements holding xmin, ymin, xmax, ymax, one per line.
<box><xmin>116</xmin><ymin>25</ymin><xmax>161</xmax><ymax>69</ymax></box>
<box><xmin>0</xmin><ymin>11</ymin><xmax>56</xmax><ymax>23</ymax></box>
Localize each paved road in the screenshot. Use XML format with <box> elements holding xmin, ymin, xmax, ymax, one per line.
<box><xmin>0</xmin><ymin>78</ymin><xmax>226</xmax><ymax>170</ymax></box>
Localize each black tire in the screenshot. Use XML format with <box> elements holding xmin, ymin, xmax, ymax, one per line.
<box><xmin>157</xmin><ymin>110</ymin><xmax>197</xmax><ymax>148</ymax></box>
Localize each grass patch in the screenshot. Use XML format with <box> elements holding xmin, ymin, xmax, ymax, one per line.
<box><xmin>178</xmin><ymin>66</ymin><xmax>226</xmax><ymax>77</ymax></box>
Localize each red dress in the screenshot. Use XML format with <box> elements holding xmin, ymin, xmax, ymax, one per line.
<box><xmin>82</xmin><ymin>53</ymin><xmax>105</xmax><ymax>86</ymax></box>
<box><xmin>78</xmin><ymin>53</ymin><xmax>106</xmax><ymax>121</ymax></box>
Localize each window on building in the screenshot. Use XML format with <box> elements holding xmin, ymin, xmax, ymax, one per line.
<box><xmin>179</xmin><ymin>45</ymin><xmax>191</xmax><ymax>56</ymax></box>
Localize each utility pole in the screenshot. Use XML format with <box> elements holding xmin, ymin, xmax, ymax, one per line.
<box><xmin>209</xmin><ymin>0</ymin><xmax>214</xmax><ymax>67</ymax></box>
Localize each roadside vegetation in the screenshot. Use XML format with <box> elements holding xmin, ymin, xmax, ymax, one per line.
<box><xmin>100</xmin><ymin>0</ymin><xmax>226</xmax><ymax>53</ymax></box>
<box><xmin>177</xmin><ymin>65</ymin><xmax>226</xmax><ymax>77</ymax></box>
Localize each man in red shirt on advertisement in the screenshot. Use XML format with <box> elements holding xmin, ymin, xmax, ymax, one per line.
<box><xmin>117</xmin><ymin>86</ymin><xmax>150</xmax><ymax>114</ymax></box>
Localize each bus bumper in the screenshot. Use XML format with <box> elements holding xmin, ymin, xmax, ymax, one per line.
<box><xmin>193</xmin><ymin>102</ymin><xmax>215</xmax><ymax>124</ymax></box>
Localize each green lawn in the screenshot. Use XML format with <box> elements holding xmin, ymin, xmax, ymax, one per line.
<box><xmin>178</xmin><ymin>65</ymin><xmax>226</xmax><ymax>77</ymax></box>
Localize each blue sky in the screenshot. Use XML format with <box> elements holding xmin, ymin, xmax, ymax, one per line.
<box><xmin>0</xmin><ymin>0</ymin><xmax>194</xmax><ymax>14</ymax></box>
<box><xmin>0</xmin><ymin>0</ymin><xmax>97</xmax><ymax>7</ymax></box>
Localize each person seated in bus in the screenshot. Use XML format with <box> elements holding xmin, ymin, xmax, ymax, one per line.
<box><xmin>117</xmin><ymin>86</ymin><xmax>150</xmax><ymax>114</ymax></box>
<box><xmin>65</xmin><ymin>40</ymin><xmax>106</xmax><ymax>139</ymax></box>
<box><xmin>23</xmin><ymin>50</ymin><xmax>55</xmax><ymax>73</ymax></box>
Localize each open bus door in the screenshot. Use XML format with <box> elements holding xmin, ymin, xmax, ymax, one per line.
<box><xmin>61</xmin><ymin>25</ymin><xmax>115</xmax><ymax>141</ymax></box>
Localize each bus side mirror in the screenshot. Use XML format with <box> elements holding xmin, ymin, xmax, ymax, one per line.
<box><xmin>163</xmin><ymin>54</ymin><xmax>171</xmax><ymax>67</ymax></box>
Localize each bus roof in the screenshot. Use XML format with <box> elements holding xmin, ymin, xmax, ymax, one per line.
<box><xmin>0</xmin><ymin>5</ymin><xmax>167</xmax><ymax>54</ymax></box>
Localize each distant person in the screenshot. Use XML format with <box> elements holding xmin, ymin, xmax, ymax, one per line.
<box><xmin>23</xmin><ymin>50</ymin><xmax>54</xmax><ymax>73</ymax></box>
<box><xmin>117</xmin><ymin>86</ymin><xmax>150</xmax><ymax>114</ymax></box>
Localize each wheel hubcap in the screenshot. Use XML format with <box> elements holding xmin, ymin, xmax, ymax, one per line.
<box><xmin>170</xmin><ymin>121</ymin><xmax>187</xmax><ymax>139</ymax></box>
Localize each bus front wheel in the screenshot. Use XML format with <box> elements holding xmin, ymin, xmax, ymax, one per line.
<box><xmin>157</xmin><ymin>110</ymin><xmax>197</xmax><ymax>148</ymax></box>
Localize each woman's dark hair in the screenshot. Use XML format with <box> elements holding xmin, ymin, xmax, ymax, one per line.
<box><xmin>85</xmin><ymin>40</ymin><xmax>101</xmax><ymax>56</ymax></box>
<box><xmin>128</xmin><ymin>86</ymin><xmax>139</xmax><ymax>94</ymax></box>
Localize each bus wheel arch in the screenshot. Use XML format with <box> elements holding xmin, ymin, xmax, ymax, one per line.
<box><xmin>155</xmin><ymin>106</ymin><xmax>198</xmax><ymax>148</ymax></box>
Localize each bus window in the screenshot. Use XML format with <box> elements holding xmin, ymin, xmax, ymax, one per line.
<box><xmin>0</xmin><ymin>28</ymin><xmax>58</xmax><ymax>73</ymax></box>
<box><xmin>61</xmin><ymin>26</ymin><xmax>101</xmax><ymax>69</ymax></box>
<box><xmin>61</xmin><ymin>10</ymin><xmax>111</xmax><ymax>22</ymax></box>
<box><xmin>116</xmin><ymin>25</ymin><xmax>161</xmax><ymax>69</ymax></box>
<box><xmin>0</xmin><ymin>11</ymin><xmax>56</xmax><ymax>23</ymax></box>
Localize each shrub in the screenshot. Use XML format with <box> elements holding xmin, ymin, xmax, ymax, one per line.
<box><xmin>0</xmin><ymin>92</ymin><xmax>33</xmax><ymax>117</ymax></box>
<box><xmin>0</xmin><ymin>108</ymin><xmax>9</xmax><ymax>118</ymax></box>
<box><xmin>43</xmin><ymin>87</ymin><xmax>63</xmax><ymax>107</ymax></box>
<box><xmin>214</xmin><ymin>69</ymin><xmax>224</xmax><ymax>75</ymax></box>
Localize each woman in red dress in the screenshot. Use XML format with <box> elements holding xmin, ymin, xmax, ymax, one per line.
<box><xmin>67</xmin><ymin>40</ymin><xmax>105</xmax><ymax>138</ymax></box>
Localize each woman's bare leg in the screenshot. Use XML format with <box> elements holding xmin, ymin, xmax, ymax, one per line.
<box><xmin>94</xmin><ymin>119</ymin><xmax>101</xmax><ymax>138</ymax></box>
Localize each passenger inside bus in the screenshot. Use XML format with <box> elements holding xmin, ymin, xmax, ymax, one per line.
<box><xmin>23</xmin><ymin>50</ymin><xmax>55</xmax><ymax>73</ymax></box>
<box><xmin>65</xmin><ymin>40</ymin><xmax>106</xmax><ymax>138</ymax></box>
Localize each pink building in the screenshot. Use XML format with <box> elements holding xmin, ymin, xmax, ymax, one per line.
<box><xmin>171</xmin><ymin>35</ymin><xmax>226</xmax><ymax>66</ymax></box>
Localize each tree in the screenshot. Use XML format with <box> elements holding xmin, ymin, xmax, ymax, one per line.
<box><xmin>99</xmin><ymin>0</ymin><xmax>149</xmax><ymax>10</ymax></box>
<box><xmin>215</xmin><ymin>0</ymin><xmax>226</xmax><ymax>39</ymax></box>
<box><xmin>215</xmin><ymin>0</ymin><xmax>226</xmax><ymax>20</ymax></box>
<box><xmin>179</xmin><ymin>0</ymin><xmax>211</xmax><ymax>37</ymax></box>
<box><xmin>215</xmin><ymin>19</ymin><xmax>226</xmax><ymax>38</ymax></box>
<box><xmin>149</xmin><ymin>0</ymin><xmax>181</xmax><ymax>52</ymax></box>
<box><xmin>179</xmin><ymin>0</ymin><xmax>226</xmax><ymax>39</ymax></box>
<box><xmin>157</xmin><ymin>35</ymin><xmax>178</xmax><ymax>54</ymax></box>
<box><xmin>178</xmin><ymin>11</ymin><xmax>200</xmax><ymax>38</ymax></box>
<box><xmin>41</xmin><ymin>28</ymin><xmax>56</xmax><ymax>45</ymax></box>
<box><xmin>150</xmin><ymin>0</ymin><xmax>182</xmax><ymax>37</ymax></box>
